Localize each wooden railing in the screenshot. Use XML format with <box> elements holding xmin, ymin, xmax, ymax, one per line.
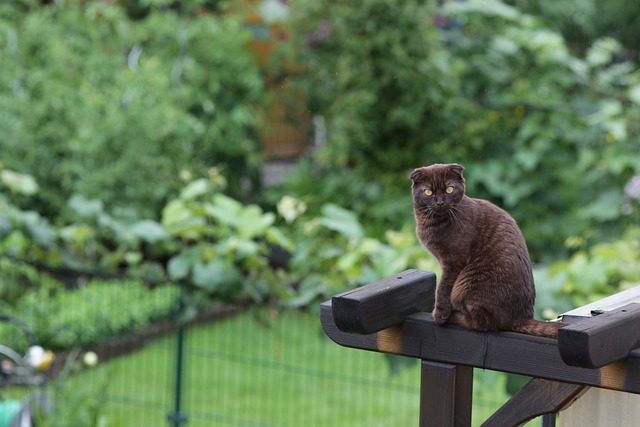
<box><xmin>320</xmin><ymin>269</ymin><xmax>640</xmax><ymax>427</ymax></box>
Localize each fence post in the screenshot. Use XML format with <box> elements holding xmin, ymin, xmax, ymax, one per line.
<box><xmin>420</xmin><ymin>360</ymin><xmax>473</xmax><ymax>427</ymax></box>
<box><xmin>167</xmin><ymin>281</ymin><xmax>188</xmax><ymax>426</ymax></box>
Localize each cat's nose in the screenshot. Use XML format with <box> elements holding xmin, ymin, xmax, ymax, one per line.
<box><xmin>436</xmin><ymin>199</ymin><xmax>444</xmax><ymax>206</ymax></box>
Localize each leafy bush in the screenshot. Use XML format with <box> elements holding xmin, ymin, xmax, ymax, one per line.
<box><xmin>275</xmin><ymin>195</ymin><xmax>439</xmax><ymax>308</ymax></box>
<box><xmin>162</xmin><ymin>177</ymin><xmax>293</xmax><ymax>306</ymax></box>
<box><xmin>0</xmin><ymin>279</ymin><xmax>178</xmax><ymax>351</ymax></box>
<box><xmin>281</xmin><ymin>0</ymin><xmax>640</xmax><ymax>258</ymax></box>
<box><xmin>265</xmin><ymin>159</ymin><xmax>411</xmax><ymax>239</ymax></box>
<box><xmin>283</xmin><ymin>0</ymin><xmax>456</xmax><ymax>179</ymax></box>
<box><xmin>0</xmin><ymin>0</ymin><xmax>265</xmax><ymax>221</ymax></box>
<box><xmin>506</xmin><ymin>0</ymin><xmax>640</xmax><ymax>54</ymax></box>
<box><xmin>548</xmin><ymin>226</ymin><xmax>640</xmax><ymax>308</ymax></box>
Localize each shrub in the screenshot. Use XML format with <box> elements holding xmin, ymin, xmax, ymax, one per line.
<box><xmin>0</xmin><ymin>0</ymin><xmax>265</xmax><ymax>221</ymax></box>
<box><xmin>548</xmin><ymin>226</ymin><xmax>640</xmax><ymax>308</ymax></box>
<box><xmin>0</xmin><ymin>279</ymin><xmax>179</xmax><ymax>351</ymax></box>
<box><xmin>282</xmin><ymin>0</ymin><xmax>640</xmax><ymax>258</ymax></box>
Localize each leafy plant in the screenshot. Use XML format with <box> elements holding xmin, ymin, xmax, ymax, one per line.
<box><xmin>0</xmin><ymin>279</ymin><xmax>178</xmax><ymax>351</ymax></box>
<box><xmin>276</xmin><ymin>196</ymin><xmax>439</xmax><ymax>308</ymax></box>
<box><xmin>282</xmin><ymin>0</ymin><xmax>640</xmax><ymax>258</ymax></box>
<box><xmin>283</xmin><ymin>0</ymin><xmax>457</xmax><ymax>180</ymax></box>
<box><xmin>162</xmin><ymin>178</ymin><xmax>293</xmax><ymax>305</ymax></box>
<box><xmin>506</xmin><ymin>0</ymin><xmax>640</xmax><ymax>54</ymax></box>
<box><xmin>0</xmin><ymin>0</ymin><xmax>265</xmax><ymax>221</ymax></box>
<box><xmin>548</xmin><ymin>226</ymin><xmax>640</xmax><ymax>308</ymax></box>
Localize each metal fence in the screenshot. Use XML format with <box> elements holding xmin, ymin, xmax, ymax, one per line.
<box><xmin>0</xmin><ymin>265</ymin><xmax>506</xmax><ymax>426</ymax></box>
<box><xmin>88</xmin><ymin>304</ymin><xmax>424</xmax><ymax>426</ymax></box>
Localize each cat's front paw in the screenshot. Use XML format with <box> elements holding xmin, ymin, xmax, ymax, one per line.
<box><xmin>433</xmin><ymin>305</ymin><xmax>451</xmax><ymax>325</ymax></box>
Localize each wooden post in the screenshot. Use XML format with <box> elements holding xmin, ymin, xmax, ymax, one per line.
<box><xmin>558</xmin><ymin>303</ymin><xmax>640</xmax><ymax>368</ymax></box>
<box><xmin>420</xmin><ymin>361</ymin><xmax>473</xmax><ymax>427</ymax></box>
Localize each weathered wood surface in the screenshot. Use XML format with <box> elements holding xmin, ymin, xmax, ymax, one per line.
<box><xmin>331</xmin><ymin>269</ymin><xmax>436</xmax><ymax>334</ymax></box>
<box><xmin>420</xmin><ymin>361</ymin><xmax>472</xmax><ymax>427</ymax></box>
<box><xmin>480</xmin><ymin>378</ymin><xmax>588</xmax><ymax>427</ymax></box>
<box><xmin>320</xmin><ymin>300</ymin><xmax>640</xmax><ymax>395</ymax></box>
<box><xmin>561</xmin><ymin>286</ymin><xmax>640</xmax><ymax>322</ymax></box>
<box><xmin>560</xmin><ymin>387</ymin><xmax>640</xmax><ymax>426</ymax></box>
<box><xmin>558</xmin><ymin>303</ymin><xmax>640</xmax><ymax>369</ymax></box>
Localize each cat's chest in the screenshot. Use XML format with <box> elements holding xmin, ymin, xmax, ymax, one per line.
<box><xmin>419</xmin><ymin>219</ymin><xmax>471</xmax><ymax>259</ymax></box>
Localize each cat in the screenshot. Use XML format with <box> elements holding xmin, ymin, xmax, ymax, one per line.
<box><xmin>410</xmin><ymin>163</ymin><xmax>565</xmax><ymax>338</ymax></box>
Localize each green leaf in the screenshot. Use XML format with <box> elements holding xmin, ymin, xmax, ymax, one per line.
<box><xmin>180</xmin><ymin>178</ymin><xmax>211</xmax><ymax>200</ymax></box>
<box><xmin>167</xmin><ymin>252</ymin><xmax>193</xmax><ymax>280</ymax></box>
<box><xmin>0</xmin><ymin>170</ymin><xmax>39</xmax><ymax>195</ymax></box>
<box><xmin>206</xmin><ymin>194</ymin><xmax>243</xmax><ymax>227</ymax></box>
<box><xmin>629</xmin><ymin>85</ymin><xmax>640</xmax><ymax>105</ymax></box>
<box><xmin>127</xmin><ymin>220</ymin><xmax>169</xmax><ymax>243</ymax></box>
<box><xmin>237</xmin><ymin>208</ymin><xmax>274</xmax><ymax>239</ymax></box>
<box><xmin>265</xmin><ymin>227</ymin><xmax>293</xmax><ymax>251</ymax></box>
<box><xmin>579</xmin><ymin>190</ymin><xmax>622</xmax><ymax>222</ymax></box>
<box><xmin>444</xmin><ymin>0</ymin><xmax>521</xmax><ymax>21</ymax></box>
<box><xmin>68</xmin><ymin>194</ymin><xmax>104</xmax><ymax>218</ymax></box>
<box><xmin>0</xmin><ymin>214</ymin><xmax>12</xmax><ymax>239</ymax></box>
<box><xmin>21</xmin><ymin>212</ymin><xmax>55</xmax><ymax>247</ymax></box>
<box><xmin>318</xmin><ymin>204</ymin><xmax>364</xmax><ymax>238</ymax></box>
<box><xmin>192</xmin><ymin>260</ymin><xmax>242</xmax><ymax>294</ymax></box>
<box><xmin>162</xmin><ymin>200</ymin><xmax>207</xmax><ymax>238</ymax></box>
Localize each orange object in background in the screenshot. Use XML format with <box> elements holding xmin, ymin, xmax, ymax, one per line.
<box><xmin>242</xmin><ymin>0</ymin><xmax>310</xmax><ymax>160</ymax></box>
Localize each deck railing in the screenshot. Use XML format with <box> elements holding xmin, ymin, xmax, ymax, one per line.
<box><xmin>321</xmin><ymin>269</ymin><xmax>640</xmax><ymax>427</ymax></box>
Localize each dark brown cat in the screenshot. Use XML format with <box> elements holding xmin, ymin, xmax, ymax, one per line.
<box><xmin>410</xmin><ymin>163</ymin><xmax>565</xmax><ymax>338</ymax></box>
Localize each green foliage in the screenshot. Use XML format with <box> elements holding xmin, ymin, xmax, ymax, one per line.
<box><xmin>442</xmin><ymin>2</ymin><xmax>640</xmax><ymax>255</ymax></box>
<box><xmin>2</xmin><ymin>279</ymin><xmax>178</xmax><ymax>351</ymax></box>
<box><xmin>0</xmin><ymin>257</ymin><xmax>61</xmax><ymax>308</ymax></box>
<box><xmin>276</xmin><ymin>195</ymin><xmax>439</xmax><ymax>308</ymax></box>
<box><xmin>506</xmin><ymin>0</ymin><xmax>640</xmax><ymax>54</ymax></box>
<box><xmin>284</xmin><ymin>0</ymin><xmax>456</xmax><ymax>179</ymax></box>
<box><xmin>0</xmin><ymin>0</ymin><xmax>265</xmax><ymax>220</ymax></box>
<box><xmin>162</xmin><ymin>177</ymin><xmax>293</xmax><ymax>304</ymax></box>
<box><xmin>283</xmin><ymin>0</ymin><xmax>640</xmax><ymax>257</ymax></box>
<box><xmin>266</xmin><ymin>159</ymin><xmax>411</xmax><ymax>239</ymax></box>
<box><xmin>549</xmin><ymin>226</ymin><xmax>640</xmax><ymax>308</ymax></box>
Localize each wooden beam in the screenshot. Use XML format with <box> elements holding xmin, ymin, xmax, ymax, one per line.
<box><xmin>480</xmin><ymin>378</ymin><xmax>588</xmax><ymax>427</ymax></box>
<box><xmin>559</xmin><ymin>303</ymin><xmax>640</xmax><ymax>368</ymax></box>
<box><xmin>320</xmin><ymin>301</ymin><xmax>640</xmax><ymax>395</ymax></box>
<box><xmin>561</xmin><ymin>286</ymin><xmax>640</xmax><ymax>322</ymax></box>
<box><xmin>420</xmin><ymin>361</ymin><xmax>473</xmax><ymax>427</ymax></box>
<box><xmin>331</xmin><ymin>269</ymin><xmax>436</xmax><ymax>334</ymax></box>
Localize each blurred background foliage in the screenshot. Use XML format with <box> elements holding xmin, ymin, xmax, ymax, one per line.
<box><xmin>0</xmin><ymin>0</ymin><xmax>264</xmax><ymax>220</ymax></box>
<box><xmin>0</xmin><ymin>0</ymin><xmax>639</xmax><ymax>343</ymax></box>
<box><xmin>1</xmin><ymin>1</ymin><xmax>640</xmax><ymax>422</ymax></box>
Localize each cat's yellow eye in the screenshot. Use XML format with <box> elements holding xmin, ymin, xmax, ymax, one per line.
<box><xmin>424</xmin><ymin>189</ymin><xmax>433</xmax><ymax>196</ymax></box>
<box><xmin>445</xmin><ymin>186</ymin><xmax>454</xmax><ymax>194</ymax></box>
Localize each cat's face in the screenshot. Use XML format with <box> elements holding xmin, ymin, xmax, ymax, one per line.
<box><xmin>410</xmin><ymin>163</ymin><xmax>465</xmax><ymax>216</ymax></box>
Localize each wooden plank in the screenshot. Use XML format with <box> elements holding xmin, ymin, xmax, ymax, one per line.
<box><xmin>331</xmin><ymin>269</ymin><xmax>436</xmax><ymax>334</ymax></box>
<box><xmin>320</xmin><ymin>301</ymin><xmax>640</xmax><ymax>395</ymax></box>
<box><xmin>420</xmin><ymin>361</ymin><xmax>473</xmax><ymax>427</ymax></box>
<box><xmin>480</xmin><ymin>378</ymin><xmax>587</xmax><ymax>427</ymax></box>
<box><xmin>560</xmin><ymin>387</ymin><xmax>640</xmax><ymax>426</ymax></box>
<box><xmin>559</xmin><ymin>303</ymin><xmax>640</xmax><ymax>368</ymax></box>
<box><xmin>561</xmin><ymin>286</ymin><xmax>640</xmax><ymax>322</ymax></box>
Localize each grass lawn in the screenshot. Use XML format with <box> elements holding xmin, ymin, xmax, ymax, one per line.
<box><xmin>8</xmin><ymin>309</ymin><xmax>516</xmax><ymax>426</ymax></box>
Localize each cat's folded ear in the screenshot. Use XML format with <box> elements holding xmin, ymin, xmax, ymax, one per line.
<box><xmin>449</xmin><ymin>163</ymin><xmax>464</xmax><ymax>177</ymax></box>
<box><xmin>409</xmin><ymin>168</ymin><xmax>423</xmax><ymax>182</ymax></box>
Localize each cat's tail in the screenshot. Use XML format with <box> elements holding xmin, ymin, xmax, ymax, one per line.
<box><xmin>512</xmin><ymin>319</ymin><xmax>567</xmax><ymax>339</ymax></box>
